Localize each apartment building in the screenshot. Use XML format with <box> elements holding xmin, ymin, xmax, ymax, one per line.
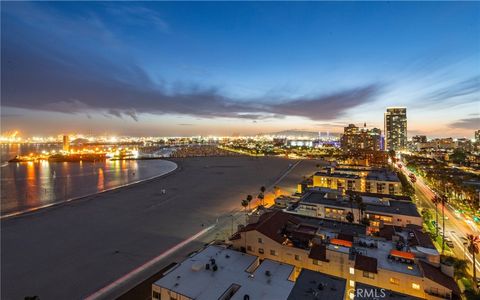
<box><xmin>312</xmin><ymin>166</ymin><xmax>402</xmax><ymax>195</ymax></box>
<box><xmin>152</xmin><ymin>245</ymin><xmax>296</xmax><ymax>300</ymax></box>
<box><xmin>291</xmin><ymin>189</ymin><xmax>422</xmax><ymax>231</ymax></box>
<box><xmin>230</xmin><ymin>211</ymin><xmax>459</xmax><ymax>300</ymax></box>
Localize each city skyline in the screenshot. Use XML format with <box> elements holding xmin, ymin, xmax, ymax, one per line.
<box><xmin>1</xmin><ymin>2</ymin><xmax>479</xmax><ymax>137</ymax></box>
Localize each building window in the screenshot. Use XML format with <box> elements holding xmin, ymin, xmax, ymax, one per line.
<box><xmin>152</xmin><ymin>291</ymin><xmax>160</xmax><ymax>300</ymax></box>
<box><xmin>294</xmin><ymin>254</ymin><xmax>300</xmax><ymax>261</ymax></box>
<box><xmin>258</xmin><ymin>248</ymin><xmax>264</xmax><ymax>254</ymax></box>
<box><xmin>349</xmin><ymin>267</ymin><xmax>355</xmax><ymax>275</ymax></box>
<box><xmin>412</xmin><ymin>283</ymin><xmax>420</xmax><ymax>290</ymax></box>
<box><xmin>270</xmin><ymin>249</ymin><xmax>277</xmax><ymax>256</ymax></box>
<box><xmin>312</xmin><ymin>259</ymin><xmax>320</xmax><ymax>265</ymax></box>
<box><xmin>349</xmin><ymin>280</ymin><xmax>355</xmax><ymax>287</ymax></box>
<box><xmin>247</xmin><ymin>245</ymin><xmax>253</xmax><ymax>251</ymax></box>
<box><xmin>363</xmin><ymin>271</ymin><xmax>375</xmax><ymax>279</ymax></box>
<box><xmin>258</xmin><ymin>238</ymin><xmax>263</xmax><ymax>244</ymax></box>
<box><xmin>390</xmin><ymin>277</ymin><xmax>400</xmax><ymax>285</ymax></box>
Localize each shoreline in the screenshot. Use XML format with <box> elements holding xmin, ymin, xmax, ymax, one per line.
<box><xmin>1</xmin><ymin>156</ymin><xmax>320</xmax><ymax>300</ymax></box>
<box><xmin>0</xmin><ymin>160</ymin><xmax>178</xmax><ymax>220</ymax></box>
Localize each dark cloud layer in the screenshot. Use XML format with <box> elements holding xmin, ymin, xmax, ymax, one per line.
<box><xmin>1</xmin><ymin>32</ymin><xmax>381</xmax><ymax>122</ymax></box>
<box><xmin>449</xmin><ymin>117</ymin><xmax>480</xmax><ymax>130</ymax></box>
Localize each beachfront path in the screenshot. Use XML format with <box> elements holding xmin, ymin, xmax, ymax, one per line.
<box><xmin>1</xmin><ymin>157</ymin><xmax>320</xmax><ymax>300</ymax></box>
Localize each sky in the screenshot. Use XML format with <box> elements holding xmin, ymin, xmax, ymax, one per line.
<box><xmin>1</xmin><ymin>1</ymin><xmax>479</xmax><ymax>138</ymax></box>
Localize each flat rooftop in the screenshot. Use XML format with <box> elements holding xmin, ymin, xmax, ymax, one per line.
<box><xmin>287</xmin><ymin>269</ymin><xmax>346</xmax><ymax>300</ymax></box>
<box><xmin>354</xmin><ymin>239</ymin><xmax>422</xmax><ymax>277</ymax></box>
<box><xmin>300</xmin><ymin>191</ymin><xmax>420</xmax><ymax>218</ymax></box>
<box><xmin>153</xmin><ymin>245</ymin><xmax>295</xmax><ymax>300</ymax></box>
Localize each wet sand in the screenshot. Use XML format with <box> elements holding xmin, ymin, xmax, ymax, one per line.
<box><xmin>1</xmin><ymin>156</ymin><xmax>320</xmax><ymax>300</ymax></box>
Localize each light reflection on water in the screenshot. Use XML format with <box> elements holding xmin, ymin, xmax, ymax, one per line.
<box><xmin>1</xmin><ymin>159</ymin><xmax>176</xmax><ymax>216</ymax></box>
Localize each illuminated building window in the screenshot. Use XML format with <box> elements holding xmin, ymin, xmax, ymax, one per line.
<box><xmin>390</xmin><ymin>277</ymin><xmax>400</xmax><ymax>285</ymax></box>
<box><xmin>349</xmin><ymin>280</ymin><xmax>355</xmax><ymax>287</ymax></box>
<box><xmin>412</xmin><ymin>283</ymin><xmax>420</xmax><ymax>290</ymax></box>
<box><xmin>349</xmin><ymin>267</ymin><xmax>355</xmax><ymax>275</ymax></box>
<box><xmin>363</xmin><ymin>271</ymin><xmax>375</xmax><ymax>279</ymax></box>
<box><xmin>312</xmin><ymin>259</ymin><xmax>320</xmax><ymax>265</ymax></box>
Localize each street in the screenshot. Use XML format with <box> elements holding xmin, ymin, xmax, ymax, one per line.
<box><xmin>397</xmin><ymin>162</ymin><xmax>480</xmax><ymax>277</ymax></box>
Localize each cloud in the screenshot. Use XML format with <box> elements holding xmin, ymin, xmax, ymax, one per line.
<box><xmin>104</xmin><ymin>4</ymin><xmax>169</xmax><ymax>33</ymax></box>
<box><xmin>1</xmin><ymin>2</ymin><xmax>382</xmax><ymax>123</ymax></box>
<box><xmin>427</xmin><ymin>76</ymin><xmax>480</xmax><ymax>104</ymax></box>
<box><xmin>449</xmin><ymin>117</ymin><xmax>480</xmax><ymax>130</ymax></box>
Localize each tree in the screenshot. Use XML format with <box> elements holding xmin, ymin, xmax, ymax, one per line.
<box><xmin>441</xmin><ymin>196</ymin><xmax>447</xmax><ymax>254</ymax></box>
<box><xmin>432</xmin><ymin>196</ymin><xmax>440</xmax><ymax>237</ymax></box>
<box><xmin>258</xmin><ymin>186</ymin><xmax>266</xmax><ymax>206</ymax></box>
<box><xmin>453</xmin><ymin>258</ymin><xmax>469</xmax><ymax>280</ymax></box>
<box><xmin>246</xmin><ymin>194</ymin><xmax>253</xmax><ymax>211</ymax></box>
<box><xmin>346</xmin><ymin>211</ymin><xmax>354</xmax><ymax>223</ymax></box>
<box><xmin>466</xmin><ymin>234</ymin><xmax>480</xmax><ymax>285</ymax></box>
<box><xmin>388</xmin><ymin>149</ymin><xmax>396</xmax><ymax>162</ymax></box>
<box><xmin>354</xmin><ymin>194</ymin><xmax>365</xmax><ymax>222</ymax></box>
<box><xmin>348</xmin><ymin>194</ymin><xmax>356</xmax><ymax>219</ymax></box>
<box><xmin>241</xmin><ymin>199</ymin><xmax>249</xmax><ymax>224</ymax></box>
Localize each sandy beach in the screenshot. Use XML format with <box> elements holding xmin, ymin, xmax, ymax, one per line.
<box><xmin>1</xmin><ymin>156</ymin><xmax>320</xmax><ymax>299</ymax></box>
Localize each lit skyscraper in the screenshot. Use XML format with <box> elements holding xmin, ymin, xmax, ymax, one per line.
<box><xmin>384</xmin><ymin>107</ymin><xmax>407</xmax><ymax>151</ymax></box>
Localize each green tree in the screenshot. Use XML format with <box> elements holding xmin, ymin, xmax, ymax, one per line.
<box><xmin>241</xmin><ymin>199</ymin><xmax>249</xmax><ymax>224</ymax></box>
<box><xmin>432</xmin><ymin>196</ymin><xmax>440</xmax><ymax>237</ymax></box>
<box><xmin>467</xmin><ymin>234</ymin><xmax>480</xmax><ymax>284</ymax></box>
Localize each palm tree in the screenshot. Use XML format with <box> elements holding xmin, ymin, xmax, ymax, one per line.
<box><xmin>241</xmin><ymin>199</ymin><xmax>248</xmax><ymax>224</ymax></box>
<box><xmin>258</xmin><ymin>186</ymin><xmax>266</xmax><ymax>206</ymax></box>
<box><xmin>432</xmin><ymin>195</ymin><xmax>440</xmax><ymax>237</ymax></box>
<box><xmin>348</xmin><ymin>194</ymin><xmax>356</xmax><ymax>221</ymax></box>
<box><xmin>466</xmin><ymin>234</ymin><xmax>480</xmax><ymax>285</ymax></box>
<box><xmin>441</xmin><ymin>195</ymin><xmax>447</xmax><ymax>254</ymax></box>
<box><xmin>354</xmin><ymin>194</ymin><xmax>364</xmax><ymax>222</ymax></box>
<box><xmin>246</xmin><ymin>194</ymin><xmax>253</xmax><ymax>211</ymax></box>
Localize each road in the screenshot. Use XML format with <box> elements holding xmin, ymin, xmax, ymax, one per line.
<box><xmin>397</xmin><ymin>162</ymin><xmax>480</xmax><ymax>277</ymax></box>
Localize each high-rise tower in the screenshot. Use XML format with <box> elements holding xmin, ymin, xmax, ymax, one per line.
<box><xmin>384</xmin><ymin>107</ymin><xmax>407</xmax><ymax>151</ymax></box>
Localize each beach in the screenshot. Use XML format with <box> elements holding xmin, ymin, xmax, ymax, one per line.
<box><xmin>1</xmin><ymin>156</ymin><xmax>320</xmax><ymax>299</ymax></box>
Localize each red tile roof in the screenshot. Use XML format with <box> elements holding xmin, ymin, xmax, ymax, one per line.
<box><xmin>237</xmin><ymin>211</ymin><xmax>300</xmax><ymax>244</ymax></box>
<box><xmin>354</xmin><ymin>254</ymin><xmax>378</xmax><ymax>274</ymax></box>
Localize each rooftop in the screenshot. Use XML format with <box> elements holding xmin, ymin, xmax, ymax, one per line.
<box><xmin>287</xmin><ymin>269</ymin><xmax>346</xmax><ymax>300</ymax></box>
<box><xmin>299</xmin><ymin>191</ymin><xmax>420</xmax><ymax>218</ymax></box>
<box><xmin>153</xmin><ymin>245</ymin><xmax>295</xmax><ymax>300</ymax></box>
<box><xmin>353</xmin><ymin>239</ymin><xmax>422</xmax><ymax>276</ymax></box>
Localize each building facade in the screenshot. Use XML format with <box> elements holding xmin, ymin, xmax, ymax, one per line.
<box><xmin>230</xmin><ymin>211</ymin><xmax>459</xmax><ymax>300</ymax></box>
<box><xmin>384</xmin><ymin>107</ymin><xmax>407</xmax><ymax>151</ymax></box>
<box><xmin>312</xmin><ymin>166</ymin><xmax>402</xmax><ymax>196</ymax></box>
<box><xmin>340</xmin><ymin>124</ymin><xmax>382</xmax><ymax>152</ymax></box>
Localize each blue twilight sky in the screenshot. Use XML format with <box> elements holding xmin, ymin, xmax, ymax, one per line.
<box><xmin>1</xmin><ymin>1</ymin><xmax>479</xmax><ymax>137</ymax></box>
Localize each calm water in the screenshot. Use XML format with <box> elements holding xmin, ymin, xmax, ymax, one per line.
<box><xmin>0</xmin><ymin>145</ymin><xmax>177</xmax><ymax>216</ymax></box>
